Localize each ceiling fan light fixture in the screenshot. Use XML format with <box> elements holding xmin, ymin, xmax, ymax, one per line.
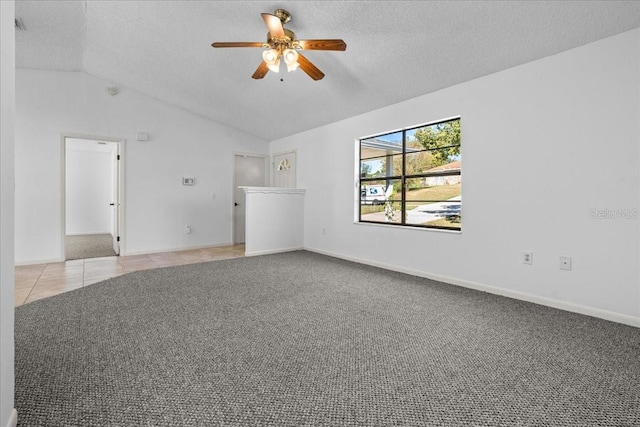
<box><xmin>267</xmin><ymin>58</ymin><xmax>281</xmax><ymax>73</ymax></box>
<box><xmin>212</xmin><ymin>9</ymin><xmax>346</xmax><ymax>81</ymax></box>
<box><xmin>262</xmin><ymin>48</ymin><xmax>281</xmax><ymax>72</ymax></box>
<box><xmin>283</xmin><ymin>49</ymin><xmax>299</xmax><ymax>72</ymax></box>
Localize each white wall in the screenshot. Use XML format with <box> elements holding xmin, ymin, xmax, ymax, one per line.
<box><xmin>15</xmin><ymin>70</ymin><xmax>268</xmax><ymax>263</ymax></box>
<box><xmin>0</xmin><ymin>1</ymin><xmax>17</xmax><ymax>426</ymax></box>
<box><xmin>271</xmin><ymin>29</ymin><xmax>640</xmax><ymax>325</ymax></box>
<box><xmin>66</xmin><ymin>140</ymin><xmax>115</xmax><ymax>235</ymax></box>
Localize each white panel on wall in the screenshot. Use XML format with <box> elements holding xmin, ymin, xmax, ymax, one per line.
<box><xmin>270</xmin><ymin>28</ymin><xmax>640</xmax><ymax>323</ymax></box>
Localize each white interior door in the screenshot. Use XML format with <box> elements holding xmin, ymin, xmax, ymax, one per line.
<box><xmin>273</xmin><ymin>151</ymin><xmax>296</xmax><ymax>188</ymax></box>
<box><xmin>111</xmin><ymin>145</ymin><xmax>120</xmax><ymax>255</ymax></box>
<box><xmin>233</xmin><ymin>155</ymin><xmax>267</xmax><ymax>244</ymax></box>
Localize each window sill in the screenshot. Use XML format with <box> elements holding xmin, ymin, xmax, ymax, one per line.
<box><xmin>354</xmin><ymin>221</ymin><xmax>462</xmax><ymax>234</ymax></box>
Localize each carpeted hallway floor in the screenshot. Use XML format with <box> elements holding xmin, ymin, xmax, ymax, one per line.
<box><xmin>65</xmin><ymin>233</ymin><xmax>117</xmax><ymax>260</ymax></box>
<box><xmin>14</xmin><ymin>251</ymin><xmax>640</xmax><ymax>426</ymax></box>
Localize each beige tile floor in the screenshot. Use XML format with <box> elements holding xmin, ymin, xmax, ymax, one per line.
<box><xmin>15</xmin><ymin>244</ymin><xmax>245</xmax><ymax>306</ymax></box>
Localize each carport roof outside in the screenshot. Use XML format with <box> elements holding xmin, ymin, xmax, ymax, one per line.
<box><xmin>360</xmin><ymin>138</ymin><xmax>420</xmax><ymax>160</ymax></box>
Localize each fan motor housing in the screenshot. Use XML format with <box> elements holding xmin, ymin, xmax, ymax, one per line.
<box><xmin>267</xmin><ymin>29</ymin><xmax>296</xmax><ymax>48</ymax></box>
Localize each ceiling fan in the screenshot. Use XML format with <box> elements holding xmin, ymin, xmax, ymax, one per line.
<box><xmin>211</xmin><ymin>9</ymin><xmax>347</xmax><ymax>80</ymax></box>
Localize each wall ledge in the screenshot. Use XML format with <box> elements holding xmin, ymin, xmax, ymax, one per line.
<box><xmin>245</xmin><ymin>246</ymin><xmax>304</xmax><ymax>257</ymax></box>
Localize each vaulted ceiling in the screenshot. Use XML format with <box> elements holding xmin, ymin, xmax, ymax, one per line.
<box><xmin>15</xmin><ymin>1</ymin><xmax>640</xmax><ymax>140</ymax></box>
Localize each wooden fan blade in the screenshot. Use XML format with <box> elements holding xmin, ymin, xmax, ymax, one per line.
<box><xmin>261</xmin><ymin>13</ymin><xmax>285</xmax><ymax>38</ymax></box>
<box><xmin>252</xmin><ymin>61</ymin><xmax>269</xmax><ymax>79</ymax></box>
<box><xmin>297</xmin><ymin>53</ymin><xmax>325</xmax><ymax>81</ymax></box>
<box><xmin>297</xmin><ymin>39</ymin><xmax>347</xmax><ymax>51</ymax></box>
<box><xmin>212</xmin><ymin>42</ymin><xmax>264</xmax><ymax>48</ymax></box>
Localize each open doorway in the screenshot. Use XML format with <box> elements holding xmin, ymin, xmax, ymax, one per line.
<box><xmin>233</xmin><ymin>154</ymin><xmax>268</xmax><ymax>244</ymax></box>
<box><xmin>62</xmin><ymin>135</ymin><xmax>124</xmax><ymax>260</ymax></box>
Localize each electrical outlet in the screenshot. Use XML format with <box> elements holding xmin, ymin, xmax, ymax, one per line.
<box><xmin>185</xmin><ymin>225</ymin><xmax>191</xmax><ymax>234</ymax></box>
<box><xmin>523</xmin><ymin>251</ymin><xmax>533</xmax><ymax>265</ymax></box>
<box><xmin>560</xmin><ymin>256</ymin><xmax>572</xmax><ymax>271</ymax></box>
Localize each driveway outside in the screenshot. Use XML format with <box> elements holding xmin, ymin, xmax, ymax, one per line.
<box><xmin>360</xmin><ymin>196</ymin><xmax>461</xmax><ymax>225</ymax></box>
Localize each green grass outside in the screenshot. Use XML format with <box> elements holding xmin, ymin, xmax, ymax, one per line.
<box><xmin>360</xmin><ymin>205</ymin><xmax>385</xmax><ymax>215</ymax></box>
<box><xmin>400</xmin><ymin>184</ymin><xmax>461</xmax><ymax>208</ymax></box>
<box><xmin>422</xmin><ymin>216</ymin><xmax>461</xmax><ymax>229</ymax></box>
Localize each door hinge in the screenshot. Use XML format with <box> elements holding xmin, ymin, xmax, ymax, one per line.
<box><xmin>117</xmin><ymin>154</ymin><xmax>121</xmax><ymax>160</ymax></box>
<box><xmin>117</xmin><ymin>236</ymin><xmax>120</xmax><ymax>242</ymax></box>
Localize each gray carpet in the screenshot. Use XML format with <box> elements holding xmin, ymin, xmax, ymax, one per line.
<box><xmin>15</xmin><ymin>251</ymin><xmax>640</xmax><ymax>426</ymax></box>
<box><xmin>65</xmin><ymin>233</ymin><xmax>117</xmax><ymax>260</ymax></box>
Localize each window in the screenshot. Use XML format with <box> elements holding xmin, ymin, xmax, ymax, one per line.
<box><xmin>277</xmin><ymin>158</ymin><xmax>291</xmax><ymax>171</ymax></box>
<box><xmin>358</xmin><ymin>117</ymin><xmax>461</xmax><ymax>230</ymax></box>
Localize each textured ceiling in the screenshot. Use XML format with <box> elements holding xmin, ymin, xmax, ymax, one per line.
<box><xmin>15</xmin><ymin>1</ymin><xmax>640</xmax><ymax>141</ymax></box>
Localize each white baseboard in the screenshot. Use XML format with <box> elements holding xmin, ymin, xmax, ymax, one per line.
<box><xmin>65</xmin><ymin>232</ymin><xmax>112</xmax><ymax>236</ymax></box>
<box><xmin>124</xmin><ymin>242</ymin><xmax>234</xmax><ymax>257</ymax></box>
<box><xmin>15</xmin><ymin>257</ymin><xmax>62</xmax><ymax>266</ymax></box>
<box><xmin>306</xmin><ymin>247</ymin><xmax>640</xmax><ymax>329</ymax></box>
<box><xmin>4</xmin><ymin>409</ymin><xmax>17</xmax><ymax>427</ymax></box>
<box><xmin>245</xmin><ymin>246</ymin><xmax>303</xmax><ymax>257</ymax></box>
<box><xmin>16</xmin><ymin>243</ymin><xmax>237</xmax><ymax>264</ymax></box>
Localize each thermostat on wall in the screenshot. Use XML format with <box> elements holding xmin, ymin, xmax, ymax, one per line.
<box><xmin>182</xmin><ymin>177</ymin><xmax>195</xmax><ymax>186</ymax></box>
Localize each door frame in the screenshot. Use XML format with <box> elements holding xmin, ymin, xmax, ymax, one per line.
<box><xmin>232</xmin><ymin>152</ymin><xmax>268</xmax><ymax>244</ymax></box>
<box><xmin>61</xmin><ymin>132</ymin><xmax>126</xmax><ymax>261</ymax></box>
